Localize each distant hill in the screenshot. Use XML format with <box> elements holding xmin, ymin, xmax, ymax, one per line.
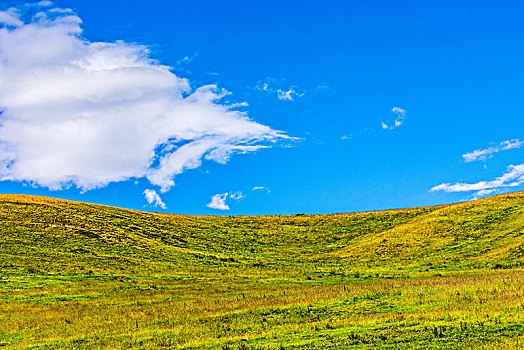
<box><xmin>1</xmin><ymin>191</ymin><xmax>523</xmax><ymax>276</ymax></box>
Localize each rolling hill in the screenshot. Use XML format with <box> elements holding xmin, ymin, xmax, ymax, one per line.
<box><xmin>1</xmin><ymin>192</ymin><xmax>523</xmax><ymax>349</ymax></box>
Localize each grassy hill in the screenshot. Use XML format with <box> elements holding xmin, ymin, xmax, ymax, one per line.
<box><xmin>1</xmin><ymin>192</ymin><xmax>524</xmax><ymax>348</ymax></box>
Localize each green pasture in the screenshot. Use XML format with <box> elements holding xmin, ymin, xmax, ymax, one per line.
<box><xmin>0</xmin><ymin>192</ymin><xmax>523</xmax><ymax>348</ymax></box>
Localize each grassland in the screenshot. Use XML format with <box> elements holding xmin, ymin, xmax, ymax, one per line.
<box><xmin>0</xmin><ymin>192</ymin><xmax>523</xmax><ymax>349</ymax></box>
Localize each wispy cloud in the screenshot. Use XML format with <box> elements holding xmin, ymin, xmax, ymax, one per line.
<box><xmin>277</xmin><ymin>88</ymin><xmax>303</xmax><ymax>101</ymax></box>
<box><xmin>381</xmin><ymin>107</ymin><xmax>406</xmax><ymax>130</ymax></box>
<box><xmin>430</xmin><ymin>164</ymin><xmax>524</xmax><ymax>198</ymax></box>
<box><xmin>175</xmin><ymin>53</ymin><xmax>198</xmax><ymax>66</ymax></box>
<box><xmin>315</xmin><ymin>82</ymin><xmax>330</xmax><ymax>90</ymax></box>
<box><xmin>172</xmin><ymin>53</ymin><xmax>198</xmax><ymax>74</ymax></box>
<box><xmin>463</xmin><ymin>139</ymin><xmax>523</xmax><ymax>163</ymax></box>
<box><xmin>143</xmin><ymin>189</ymin><xmax>167</xmax><ymax>209</ymax></box>
<box><xmin>206</xmin><ymin>190</ymin><xmax>247</xmax><ymax>210</ymax></box>
<box><xmin>0</xmin><ymin>3</ymin><xmax>288</xmax><ymax>194</ymax></box>
<box><xmin>255</xmin><ymin>77</ymin><xmax>305</xmax><ymax>101</ymax></box>
<box><xmin>252</xmin><ymin>186</ymin><xmax>270</xmax><ymax>192</ymax></box>
<box><xmin>229</xmin><ymin>191</ymin><xmax>245</xmax><ymax>200</ymax></box>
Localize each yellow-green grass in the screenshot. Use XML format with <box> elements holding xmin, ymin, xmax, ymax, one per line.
<box><xmin>0</xmin><ymin>192</ymin><xmax>523</xmax><ymax>348</ymax></box>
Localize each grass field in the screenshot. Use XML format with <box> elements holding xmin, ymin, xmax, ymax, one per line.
<box><xmin>1</xmin><ymin>192</ymin><xmax>524</xmax><ymax>349</ymax></box>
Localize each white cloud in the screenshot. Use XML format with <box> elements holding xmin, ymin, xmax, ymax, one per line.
<box><xmin>381</xmin><ymin>107</ymin><xmax>406</xmax><ymax>130</ymax></box>
<box><xmin>391</xmin><ymin>107</ymin><xmax>406</xmax><ymax>114</ymax></box>
<box><xmin>0</xmin><ymin>8</ymin><xmax>23</xmax><ymax>27</ymax></box>
<box><xmin>172</xmin><ymin>53</ymin><xmax>198</xmax><ymax>74</ymax></box>
<box><xmin>277</xmin><ymin>88</ymin><xmax>304</xmax><ymax>101</ymax></box>
<box><xmin>252</xmin><ymin>186</ymin><xmax>270</xmax><ymax>193</ymax></box>
<box><xmin>206</xmin><ymin>190</ymin><xmax>247</xmax><ymax>210</ymax></box>
<box><xmin>229</xmin><ymin>191</ymin><xmax>245</xmax><ymax>200</ymax></box>
<box><xmin>38</xmin><ymin>1</ymin><xmax>53</xmax><ymax>6</ymax></box>
<box><xmin>176</xmin><ymin>53</ymin><xmax>197</xmax><ymax>65</ymax></box>
<box><xmin>256</xmin><ymin>78</ymin><xmax>305</xmax><ymax>101</ymax></box>
<box><xmin>430</xmin><ymin>164</ymin><xmax>524</xmax><ymax>198</ymax></box>
<box><xmin>277</xmin><ymin>89</ymin><xmax>294</xmax><ymax>101</ymax></box>
<box><xmin>0</xmin><ymin>4</ymin><xmax>288</xmax><ymax>193</ymax></box>
<box><xmin>471</xmin><ymin>189</ymin><xmax>497</xmax><ymax>199</ymax></box>
<box><xmin>315</xmin><ymin>82</ymin><xmax>330</xmax><ymax>90</ymax></box>
<box><xmin>207</xmin><ymin>192</ymin><xmax>230</xmax><ymax>210</ymax></box>
<box><xmin>48</xmin><ymin>7</ymin><xmax>73</xmax><ymax>14</ymax></box>
<box><xmin>143</xmin><ymin>189</ymin><xmax>166</xmax><ymax>209</ymax></box>
<box><xmin>463</xmin><ymin>139</ymin><xmax>523</xmax><ymax>163</ymax></box>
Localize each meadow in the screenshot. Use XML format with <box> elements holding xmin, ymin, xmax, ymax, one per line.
<box><xmin>0</xmin><ymin>192</ymin><xmax>523</xmax><ymax>349</ymax></box>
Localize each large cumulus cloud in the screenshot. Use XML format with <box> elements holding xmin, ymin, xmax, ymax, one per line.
<box><xmin>0</xmin><ymin>3</ymin><xmax>287</xmax><ymax>193</ymax></box>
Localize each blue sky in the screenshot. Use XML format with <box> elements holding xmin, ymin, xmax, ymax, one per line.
<box><xmin>0</xmin><ymin>0</ymin><xmax>522</xmax><ymax>214</ymax></box>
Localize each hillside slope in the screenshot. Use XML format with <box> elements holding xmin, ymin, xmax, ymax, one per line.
<box><xmin>1</xmin><ymin>192</ymin><xmax>524</xmax><ymax>349</ymax></box>
<box><xmin>1</xmin><ymin>192</ymin><xmax>523</xmax><ymax>276</ymax></box>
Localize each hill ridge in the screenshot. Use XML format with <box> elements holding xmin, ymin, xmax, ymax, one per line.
<box><xmin>1</xmin><ymin>190</ymin><xmax>522</xmax><ymax>217</ymax></box>
<box><xmin>0</xmin><ymin>191</ymin><xmax>523</xmax><ymax>275</ymax></box>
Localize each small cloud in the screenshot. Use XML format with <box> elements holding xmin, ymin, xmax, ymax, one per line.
<box><xmin>252</xmin><ymin>186</ymin><xmax>270</xmax><ymax>193</ymax></box>
<box><xmin>341</xmin><ymin>135</ymin><xmax>352</xmax><ymax>140</ymax></box>
<box><xmin>277</xmin><ymin>89</ymin><xmax>295</xmax><ymax>101</ymax></box>
<box><xmin>207</xmin><ymin>192</ymin><xmax>230</xmax><ymax>210</ymax></box>
<box><xmin>463</xmin><ymin>139</ymin><xmax>523</xmax><ymax>163</ymax></box>
<box><xmin>38</xmin><ymin>1</ymin><xmax>53</xmax><ymax>6</ymax></box>
<box><xmin>175</xmin><ymin>53</ymin><xmax>198</xmax><ymax>66</ymax></box>
<box><xmin>430</xmin><ymin>163</ymin><xmax>524</xmax><ymax>198</ymax></box>
<box><xmin>315</xmin><ymin>82</ymin><xmax>330</xmax><ymax>90</ymax></box>
<box><xmin>277</xmin><ymin>88</ymin><xmax>305</xmax><ymax>101</ymax></box>
<box><xmin>472</xmin><ymin>189</ymin><xmax>498</xmax><ymax>199</ymax></box>
<box><xmin>382</xmin><ymin>107</ymin><xmax>406</xmax><ymax>130</ymax></box>
<box><xmin>255</xmin><ymin>77</ymin><xmax>305</xmax><ymax>101</ymax></box>
<box><xmin>172</xmin><ymin>53</ymin><xmax>198</xmax><ymax>75</ymax></box>
<box><xmin>207</xmin><ymin>190</ymin><xmax>246</xmax><ymax>210</ymax></box>
<box><xmin>229</xmin><ymin>191</ymin><xmax>245</xmax><ymax>200</ymax></box>
<box><xmin>48</xmin><ymin>7</ymin><xmax>73</xmax><ymax>13</ymax></box>
<box><xmin>391</xmin><ymin>107</ymin><xmax>406</xmax><ymax>115</ymax></box>
<box><xmin>229</xmin><ymin>101</ymin><xmax>249</xmax><ymax>108</ymax></box>
<box><xmin>143</xmin><ymin>189</ymin><xmax>167</xmax><ymax>209</ymax></box>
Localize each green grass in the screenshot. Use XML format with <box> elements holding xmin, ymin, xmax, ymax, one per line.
<box><xmin>0</xmin><ymin>192</ymin><xmax>523</xmax><ymax>348</ymax></box>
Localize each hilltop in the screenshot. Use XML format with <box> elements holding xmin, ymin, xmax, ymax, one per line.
<box><xmin>1</xmin><ymin>192</ymin><xmax>524</xmax><ymax>349</ymax></box>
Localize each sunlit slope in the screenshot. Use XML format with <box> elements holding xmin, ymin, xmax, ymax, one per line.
<box><xmin>0</xmin><ymin>192</ymin><xmax>523</xmax><ymax>275</ymax></box>
<box><xmin>333</xmin><ymin>192</ymin><xmax>524</xmax><ymax>268</ymax></box>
